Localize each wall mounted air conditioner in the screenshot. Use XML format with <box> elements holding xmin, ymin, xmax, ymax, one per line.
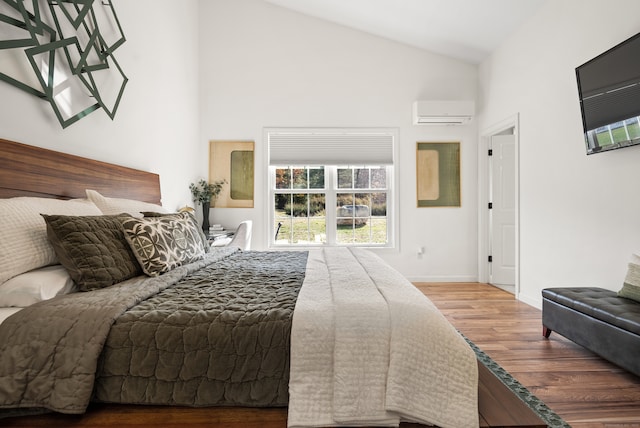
<box><xmin>412</xmin><ymin>100</ymin><xmax>475</xmax><ymax>125</ymax></box>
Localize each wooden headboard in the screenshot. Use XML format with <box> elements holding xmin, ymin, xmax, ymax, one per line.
<box><xmin>0</xmin><ymin>138</ymin><xmax>162</xmax><ymax>204</ymax></box>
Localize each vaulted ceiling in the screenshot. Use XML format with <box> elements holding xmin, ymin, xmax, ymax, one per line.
<box><xmin>263</xmin><ymin>0</ymin><xmax>545</xmax><ymax>64</ymax></box>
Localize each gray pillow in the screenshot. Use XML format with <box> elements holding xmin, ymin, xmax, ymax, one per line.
<box><xmin>120</xmin><ymin>212</ymin><xmax>206</xmax><ymax>277</ymax></box>
<box><xmin>42</xmin><ymin>214</ymin><xmax>142</xmax><ymax>291</ymax></box>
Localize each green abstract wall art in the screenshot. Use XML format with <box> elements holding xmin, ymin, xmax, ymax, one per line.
<box><xmin>209</xmin><ymin>140</ymin><xmax>255</xmax><ymax>208</ymax></box>
<box><xmin>416</xmin><ymin>142</ymin><xmax>461</xmax><ymax>207</ymax></box>
<box><xmin>0</xmin><ymin>0</ymin><xmax>127</xmax><ymax>128</ymax></box>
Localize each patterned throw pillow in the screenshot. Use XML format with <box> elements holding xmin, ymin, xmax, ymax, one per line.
<box><xmin>141</xmin><ymin>211</ymin><xmax>209</xmax><ymax>253</ymax></box>
<box><xmin>619</xmin><ymin>262</ymin><xmax>640</xmax><ymax>303</ymax></box>
<box><xmin>120</xmin><ymin>213</ymin><xmax>206</xmax><ymax>276</ymax></box>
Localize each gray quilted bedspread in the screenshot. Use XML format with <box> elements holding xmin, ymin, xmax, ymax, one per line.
<box><xmin>95</xmin><ymin>250</ymin><xmax>307</xmax><ymax>407</ymax></box>
<box><xmin>0</xmin><ymin>248</ymin><xmax>307</xmax><ymax>415</ymax></box>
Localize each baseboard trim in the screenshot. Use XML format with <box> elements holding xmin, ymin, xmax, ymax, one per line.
<box><xmin>406</xmin><ymin>275</ymin><xmax>478</xmax><ymax>283</ymax></box>
<box><xmin>518</xmin><ymin>292</ymin><xmax>541</xmax><ymax>310</ymax></box>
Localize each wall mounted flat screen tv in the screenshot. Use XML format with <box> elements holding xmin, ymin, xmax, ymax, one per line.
<box><xmin>576</xmin><ymin>31</ymin><xmax>640</xmax><ymax>154</ymax></box>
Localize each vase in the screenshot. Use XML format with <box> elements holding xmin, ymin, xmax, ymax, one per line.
<box><xmin>201</xmin><ymin>201</ymin><xmax>210</xmax><ymax>233</ymax></box>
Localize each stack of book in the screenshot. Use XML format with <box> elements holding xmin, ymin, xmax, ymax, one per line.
<box><xmin>209</xmin><ymin>224</ymin><xmax>224</xmax><ymax>232</ymax></box>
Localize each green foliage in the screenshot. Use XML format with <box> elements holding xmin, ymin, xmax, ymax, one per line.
<box><xmin>284</xmin><ymin>202</ymin><xmax>308</xmax><ymax>217</ymax></box>
<box><xmin>189</xmin><ymin>179</ymin><xmax>227</xmax><ymax>205</ymax></box>
<box><xmin>284</xmin><ymin>200</ymin><xmax>325</xmax><ymax>217</ymax></box>
<box><xmin>371</xmin><ymin>201</ymin><xmax>386</xmax><ymax>216</ymax></box>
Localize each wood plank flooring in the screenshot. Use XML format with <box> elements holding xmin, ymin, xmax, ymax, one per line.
<box><xmin>417</xmin><ymin>283</ymin><xmax>640</xmax><ymax>428</ymax></box>
<box><xmin>3</xmin><ymin>282</ymin><xmax>640</xmax><ymax>427</ymax></box>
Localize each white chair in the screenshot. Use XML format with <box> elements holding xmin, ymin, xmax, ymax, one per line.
<box><xmin>226</xmin><ymin>220</ymin><xmax>252</xmax><ymax>250</ymax></box>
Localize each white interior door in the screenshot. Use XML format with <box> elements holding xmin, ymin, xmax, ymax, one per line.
<box><xmin>490</xmin><ymin>134</ymin><xmax>516</xmax><ymax>286</ymax></box>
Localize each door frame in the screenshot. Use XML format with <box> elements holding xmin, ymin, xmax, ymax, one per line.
<box><xmin>478</xmin><ymin>114</ymin><xmax>520</xmax><ymax>297</ymax></box>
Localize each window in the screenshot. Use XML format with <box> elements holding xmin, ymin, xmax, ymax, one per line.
<box><xmin>267</xmin><ymin>129</ymin><xmax>397</xmax><ymax>248</ymax></box>
<box><xmin>336</xmin><ymin>166</ymin><xmax>388</xmax><ymax>244</ymax></box>
<box><xmin>273</xmin><ymin>166</ymin><xmax>326</xmax><ymax>245</ymax></box>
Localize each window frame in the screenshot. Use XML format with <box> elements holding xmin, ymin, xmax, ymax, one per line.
<box><xmin>265</xmin><ymin>128</ymin><xmax>399</xmax><ymax>250</ymax></box>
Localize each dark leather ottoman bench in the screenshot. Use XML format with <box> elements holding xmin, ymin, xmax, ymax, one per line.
<box><xmin>542</xmin><ymin>287</ymin><xmax>640</xmax><ymax>377</ymax></box>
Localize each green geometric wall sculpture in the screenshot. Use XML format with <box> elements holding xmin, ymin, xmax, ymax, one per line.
<box><xmin>0</xmin><ymin>0</ymin><xmax>127</xmax><ymax>128</ymax></box>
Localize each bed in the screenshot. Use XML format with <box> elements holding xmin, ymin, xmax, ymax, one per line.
<box><xmin>0</xmin><ymin>138</ymin><xmax>478</xmax><ymax>428</ymax></box>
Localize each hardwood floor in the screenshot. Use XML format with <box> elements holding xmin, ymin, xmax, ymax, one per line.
<box><xmin>3</xmin><ymin>282</ymin><xmax>640</xmax><ymax>427</ymax></box>
<box><xmin>418</xmin><ymin>283</ymin><xmax>640</xmax><ymax>428</ymax></box>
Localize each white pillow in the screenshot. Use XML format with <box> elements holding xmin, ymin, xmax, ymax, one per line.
<box><xmin>0</xmin><ymin>308</ymin><xmax>22</xmax><ymax>325</ymax></box>
<box><xmin>0</xmin><ymin>265</ymin><xmax>76</xmax><ymax>307</ymax></box>
<box><xmin>86</xmin><ymin>189</ymin><xmax>169</xmax><ymax>218</ymax></box>
<box><xmin>0</xmin><ymin>197</ymin><xmax>102</xmax><ymax>285</ymax></box>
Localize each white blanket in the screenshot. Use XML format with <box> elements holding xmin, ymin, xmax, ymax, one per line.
<box><xmin>288</xmin><ymin>248</ymin><xmax>478</xmax><ymax>428</ymax></box>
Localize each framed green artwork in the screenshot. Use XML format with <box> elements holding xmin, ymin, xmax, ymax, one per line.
<box><xmin>416</xmin><ymin>142</ymin><xmax>460</xmax><ymax>207</ymax></box>
<box><xmin>209</xmin><ymin>140</ymin><xmax>254</xmax><ymax>208</ymax></box>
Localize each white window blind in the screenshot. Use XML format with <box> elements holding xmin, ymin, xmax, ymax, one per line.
<box><xmin>268</xmin><ymin>130</ymin><xmax>394</xmax><ymax>166</ymax></box>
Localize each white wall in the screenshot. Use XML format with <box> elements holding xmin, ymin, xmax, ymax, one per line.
<box><xmin>479</xmin><ymin>0</ymin><xmax>640</xmax><ymax>307</ymax></box>
<box><xmin>199</xmin><ymin>0</ymin><xmax>479</xmax><ymax>280</ymax></box>
<box><xmin>0</xmin><ymin>0</ymin><xmax>202</xmax><ymax>211</ymax></box>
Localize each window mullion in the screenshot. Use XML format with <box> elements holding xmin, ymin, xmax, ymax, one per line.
<box><xmin>325</xmin><ymin>167</ymin><xmax>337</xmax><ymax>245</ymax></box>
<box><xmin>269</xmin><ymin>166</ymin><xmax>278</xmax><ymax>245</ymax></box>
